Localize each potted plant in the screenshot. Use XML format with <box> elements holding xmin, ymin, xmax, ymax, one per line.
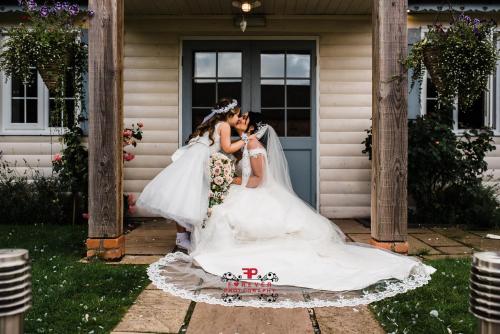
<box><xmin>0</xmin><ymin>0</ymin><xmax>93</xmax><ymax>126</ymax></box>
<box><xmin>405</xmin><ymin>13</ymin><xmax>499</xmax><ymax>110</ymax></box>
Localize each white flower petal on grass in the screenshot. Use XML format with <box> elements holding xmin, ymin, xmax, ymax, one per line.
<box><xmin>430</xmin><ymin>310</ymin><xmax>439</xmax><ymax>317</ymax></box>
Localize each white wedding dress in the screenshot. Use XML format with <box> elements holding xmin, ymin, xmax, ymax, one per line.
<box><xmin>147</xmin><ymin>125</ymin><xmax>437</xmax><ymax>308</ymax></box>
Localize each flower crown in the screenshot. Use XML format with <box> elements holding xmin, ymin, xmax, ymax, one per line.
<box><xmin>201</xmin><ymin>99</ymin><xmax>238</xmax><ymax>125</ymax></box>
<box><xmin>212</xmin><ymin>99</ymin><xmax>238</xmax><ymax>114</ymax></box>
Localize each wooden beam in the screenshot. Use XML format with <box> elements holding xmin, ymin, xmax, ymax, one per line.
<box><xmin>87</xmin><ymin>0</ymin><xmax>124</xmax><ymax>258</ymax></box>
<box><xmin>370</xmin><ymin>0</ymin><xmax>408</xmax><ymax>251</ymax></box>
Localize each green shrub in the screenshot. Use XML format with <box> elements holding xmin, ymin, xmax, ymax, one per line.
<box><xmin>0</xmin><ymin>154</ymin><xmax>72</xmax><ymax>225</ymax></box>
<box><xmin>362</xmin><ymin>113</ymin><xmax>500</xmax><ymax>228</ymax></box>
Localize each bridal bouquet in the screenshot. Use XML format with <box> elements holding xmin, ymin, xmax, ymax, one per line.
<box><xmin>204</xmin><ymin>152</ymin><xmax>235</xmax><ymax>228</ymax></box>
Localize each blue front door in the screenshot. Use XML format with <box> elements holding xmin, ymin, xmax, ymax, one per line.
<box><xmin>182</xmin><ymin>40</ymin><xmax>317</xmax><ymax>207</ymax></box>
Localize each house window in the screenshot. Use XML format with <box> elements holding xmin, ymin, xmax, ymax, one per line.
<box><xmin>1</xmin><ymin>69</ymin><xmax>78</xmax><ymax>134</ymax></box>
<box><xmin>421</xmin><ymin>32</ymin><xmax>499</xmax><ymax>132</ymax></box>
<box><xmin>422</xmin><ymin>76</ymin><xmax>490</xmax><ymax>130</ymax></box>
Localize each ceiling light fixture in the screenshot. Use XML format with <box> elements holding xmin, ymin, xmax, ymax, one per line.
<box><xmin>232</xmin><ymin>1</ymin><xmax>262</xmax><ymax>13</ymax></box>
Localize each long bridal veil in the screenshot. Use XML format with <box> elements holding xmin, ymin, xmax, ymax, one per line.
<box><xmin>147</xmin><ymin>125</ymin><xmax>436</xmax><ymax>308</ymax></box>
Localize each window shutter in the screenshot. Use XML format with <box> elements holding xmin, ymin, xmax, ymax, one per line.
<box><xmin>408</xmin><ymin>27</ymin><xmax>421</xmax><ymax>119</ymax></box>
<box><xmin>80</xmin><ymin>29</ymin><xmax>89</xmax><ymax>135</ymax></box>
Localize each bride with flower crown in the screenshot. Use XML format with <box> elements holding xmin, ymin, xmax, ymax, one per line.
<box><xmin>145</xmin><ymin>109</ymin><xmax>437</xmax><ymax>308</ymax></box>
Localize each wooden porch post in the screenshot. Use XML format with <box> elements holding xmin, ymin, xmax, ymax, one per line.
<box><xmin>370</xmin><ymin>0</ymin><xmax>409</xmax><ymax>253</ymax></box>
<box><xmin>86</xmin><ymin>0</ymin><xmax>125</xmax><ymax>260</ymax></box>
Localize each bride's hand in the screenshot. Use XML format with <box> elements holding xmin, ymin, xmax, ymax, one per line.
<box><xmin>232</xmin><ymin>176</ymin><xmax>242</xmax><ymax>185</ymax></box>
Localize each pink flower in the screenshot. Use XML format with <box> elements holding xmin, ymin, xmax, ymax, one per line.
<box><xmin>53</xmin><ymin>153</ymin><xmax>62</xmax><ymax>162</ymax></box>
<box><xmin>214</xmin><ymin>176</ymin><xmax>224</xmax><ymax>186</ymax></box>
<box><xmin>128</xmin><ymin>205</ymin><xmax>137</xmax><ymax>214</ymax></box>
<box><xmin>123</xmin><ymin>129</ymin><xmax>133</xmax><ymax>138</ymax></box>
<box><xmin>82</xmin><ymin>212</ymin><xmax>89</xmax><ymax>220</ymax></box>
<box><xmin>137</xmin><ymin>122</ymin><xmax>144</xmax><ymax>128</ymax></box>
<box><xmin>127</xmin><ymin>193</ymin><xmax>136</xmax><ymax>205</ymax></box>
<box><xmin>213</xmin><ymin>166</ymin><xmax>221</xmax><ymax>176</ymax></box>
<box><xmin>124</xmin><ymin>152</ymin><xmax>135</xmax><ymax>161</ymax></box>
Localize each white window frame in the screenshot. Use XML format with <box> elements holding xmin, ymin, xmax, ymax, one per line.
<box><xmin>419</xmin><ymin>27</ymin><xmax>500</xmax><ymax>136</ymax></box>
<box><xmin>0</xmin><ymin>34</ymin><xmax>80</xmax><ymax>136</ymax></box>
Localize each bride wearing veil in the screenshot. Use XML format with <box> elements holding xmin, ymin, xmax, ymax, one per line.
<box><xmin>148</xmin><ymin>112</ymin><xmax>437</xmax><ymax>308</ymax></box>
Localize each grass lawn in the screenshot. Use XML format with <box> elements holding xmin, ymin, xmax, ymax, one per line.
<box><xmin>370</xmin><ymin>258</ymin><xmax>475</xmax><ymax>334</ymax></box>
<box><xmin>0</xmin><ymin>224</ymin><xmax>149</xmax><ymax>334</ymax></box>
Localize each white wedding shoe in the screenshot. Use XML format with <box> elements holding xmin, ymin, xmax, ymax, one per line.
<box><xmin>175</xmin><ymin>234</ymin><xmax>191</xmax><ymax>251</ymax></box>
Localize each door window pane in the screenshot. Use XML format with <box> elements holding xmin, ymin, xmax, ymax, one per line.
<box><xmin>288</xmin><ymin>109</ymin><xmax>310</xmax><ymax>136</ymax></box>
<box><xmin>261</xmin><ymin>54</ymin><xmax>284</xmax><ymax>78</ymax></box>
<box><xmin>261</xmin><ymin>109</ymin><xmax>285</xmax><ymax>136</ymax></box>
<box><xmin>218</xmin><ymin>52</ymin><xmax>242</xmax><ymax>77</ymax></box>
<box><xmin>287</xmin><ymin>80</ymin><xmax>310</xmax><ymax>107</ymax></box>
<box><xmin>193</xmin><ymin>79</ymin><xmax>216</xmax><ymax>107</ymax></box>
<box><xmin>192</xmin><ymin>51</ymin><xmax>243</xmax><ymax>131</ymax></box>
<box><xmin>218</xmin><ymin>80</ymin><xmax>241</xmax><ymax>102</ymax></box>
<box><xmin>261</xmin><ymin>79</ymin><xmax>284</xmax><ymax>108</ymax></box>
<box><xmin>260</xmin><ymin>51</ymin><xmax>312</xmax><ymax>137</ymax></box>
<box><xmin>286</xmin><ymin>54</ymin><xmax>310</xmax><ymax>78</ymax></box>
<box><xmin>192</xmin><ymin>108</ymin><xmax>211</xmax><ymax>131</ymax></box>
<box><xmin>194</xmin><ymin>52</ymin><xmax>216</xmax><ymax>77</ymax></box>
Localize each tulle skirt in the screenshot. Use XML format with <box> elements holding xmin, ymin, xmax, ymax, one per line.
<box><xmin>190</xmin><ymin>183</ymin><xmax>436</xmax><ymax>291</ymax></box>
<box><xmin>136</xmin><ymin>142</ymin><xmax>210</xmax><ymax>232</ymax></box>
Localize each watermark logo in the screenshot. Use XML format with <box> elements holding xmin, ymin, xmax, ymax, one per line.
<box><xmin>220</xmin><ymin>268</ymin><xmax>279</xmax><ymax>303</ymax></box>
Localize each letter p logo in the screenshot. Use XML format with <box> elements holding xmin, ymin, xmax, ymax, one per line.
<box><xmin>242</xmin><ymin>267</ymin><xmax>258</xmax><ymax>279</ymax></box>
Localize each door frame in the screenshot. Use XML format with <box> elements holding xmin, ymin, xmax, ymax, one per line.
<box><xmin>179</xmin><ymin>36</ymin><xmax>320</xmax><ymax>211</ymax></box>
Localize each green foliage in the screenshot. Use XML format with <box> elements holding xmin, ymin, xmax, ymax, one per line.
<box><xmin>371</xmin><ymin>258</ymin><xmax>475</xmax><ymax>334</ymax></box>
<box><xmin>0</xmin><ymin>153</ymin><xmax>70</xmax><ymax>225</ymax></box>
<box><xmin>0</xmin><ymin>1</ymin><xmax>90</xmax><ymax>126</ymax></box>
<box><xmin>0</xmin><ymin>224</ymin><xmax>148</xmax><ymax>333</ymax></box>
<box><xmin>52</xmin><ymin>124</ymin><xmax>89</xmax><ymax>224</ymax></box>
<box><xmin>362</xmin><ymin>114</ymin><xmax>500</xmax><ymax>228</ymax></box>
<box><xmin>404</xmin><ymin>13</ymin><xmax>499</xmax><ymax>109</ymax></box>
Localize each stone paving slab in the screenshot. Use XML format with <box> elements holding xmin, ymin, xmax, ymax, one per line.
<box><xmin>333</xmin><ymin>219</ymin><xmax>370</xmax><ymax>233</ymax></box>
<box><xmin>435</xmin><ymin>246</ymin><xmax>474</xmax><ymax>255</ymax></box>
<box><xmin>407</xmin><ymin>235</ymin><xmax>441</xmax><ymax>255</ymax></box>
<box><xmin>186</xmin><ymin>302</ymin><xmax>314</xmax><ymax>334</ymax></box>
<box><xmin>412</xmin><ymin>233</ymin><xmax>462</xmax><ymax>247</ymax></box>
<box><xmin>459</xmin><ymin>237</ymin><xmax>500</xmax><ymax>252</ymax></box>
<box><xmin>314</xmin><ymin>306</ymin><xmax>384</xmax><ymax>334</ymax></box>
<box><xmin>346</xmin><ymin>233</ymin><xmax>371</xmax><ymax>244</ymax></box>
<box><xmin>117</xmin><ymin>255</ymin><xmax>163</xmax><ymax>265</ymax></box>
<box><xmin>112</xmin><ymin>289</ymin><xmax>190</xmax><ymax>334</ymax></box>
<box><xmin>408</xmin><ymin>226</ymin><xmax>432</xmax><ymax>234</ymax></box>
<box><xmin>429</xmin><ymin>227</ymin><xmax>480</xmax><ymax>242</ymax></box>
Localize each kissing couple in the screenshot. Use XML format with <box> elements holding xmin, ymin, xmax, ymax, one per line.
<box><xmin>136</xmin><ymin>98</ymin><xmax>436</xmax><ymax>308</ymax></box>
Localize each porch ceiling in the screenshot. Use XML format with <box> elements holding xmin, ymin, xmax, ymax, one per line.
<box><xmin>124</xmin><ymin>0</ymin><xmax>371</xmax><ymax>16</ymax></box>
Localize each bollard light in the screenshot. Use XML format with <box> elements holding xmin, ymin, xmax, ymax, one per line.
<box><xmin>0</xmin><ymin>249</ymin><xmax>32</xmax><ymax>334</ymax></box>
<box><xmin>470</xmin><ymin>252</ymin><xmax>500</xmax><ymax>334</ymax></box>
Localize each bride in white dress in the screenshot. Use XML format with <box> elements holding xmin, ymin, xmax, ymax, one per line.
<box><xmin>147</xmin><ymin>112</ymin><xmax>437</xmax><ymax>308</ymax></box>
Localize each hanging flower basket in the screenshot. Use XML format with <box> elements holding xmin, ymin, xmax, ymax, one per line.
<box><xmin>38</xmin><ymin>51</ymin><xmax>72</xmax><ymax>93</ymax></box>
<box><xmin>422</xmin><ymin>45</ymin><xmax>444</xmax><ymax>93</ymax></box>
<box><xmin>0</xmin><ymin>1</ymin><xmax>93</xmax><ymax>127</ymax></box>
<box><xmin>405</xmin><ymin>14</ymin><xmax>499</xmax><ymax>110</ymax></box>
